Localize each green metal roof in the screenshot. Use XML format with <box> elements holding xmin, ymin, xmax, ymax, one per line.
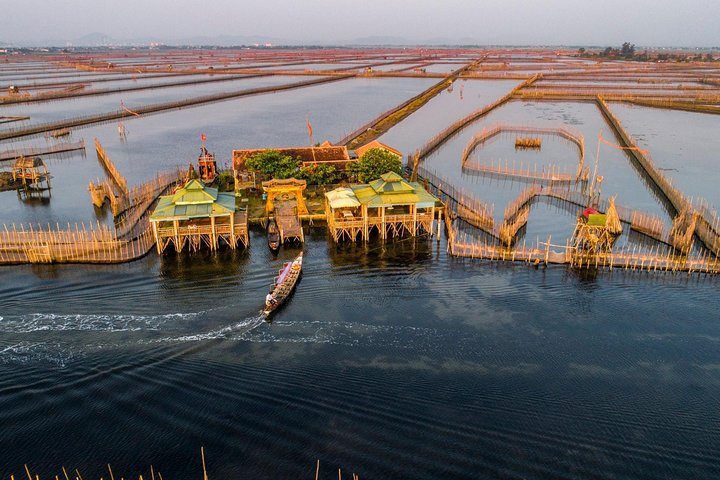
<box><xmin>170</xmin><ymin>179</ymin><xmax>218</xmax><ymax>205</ymax></box>
<box><xmin>346</xmin><ymin>172</ymin><xmax>440</xmax><ymax>209</ymax></box>
<box><xmin>368</xmin><ymin>172</ymin><xmax>415</xmax><ymax>194</ymax></box>
<box><xmin>150</xmin><ymin>180</ymin><xmax>235</xmax><ymax>221</ymax></box>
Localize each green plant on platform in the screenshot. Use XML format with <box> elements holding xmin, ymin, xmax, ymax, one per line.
<box><xmin>245</xmin><ymin>150</ymin><xmax>300</xmax><ymax>179</ymax></box>
<box><xmin>216</xmin><ymin>170</ymin><xmax>235</xmax><ymax>192</ymax></box>
<box><xmin>347</xmin><ymin>148</ymin><xmax>403</xmax><ymax>183</ymax></box>
<box><xmin>297</xmin><ymin>163</ymin><xmax>341</xmax><ymax>185</ymax></box>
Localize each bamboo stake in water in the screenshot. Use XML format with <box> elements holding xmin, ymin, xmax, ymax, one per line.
<box><xmin>201</xmin><ymin>447</ymin><xmax>209</xmax><ymax>480</ymax></box>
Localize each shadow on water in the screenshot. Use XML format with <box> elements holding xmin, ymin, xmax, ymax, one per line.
<box><xmin>327</xmin><ymin>234</ymin><xmax>435</xmax><ymax>270</ymax></box>
<box><xmin>158</xmin><ymin>247</ymin><xmax>249</xmax><ymax>283</ymax></box>
<box><xmin>16</xmin><ymin>191</ymin><xmax>52</xmax><ymax>207</ymax></box>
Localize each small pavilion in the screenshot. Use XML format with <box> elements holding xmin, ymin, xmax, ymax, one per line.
<box><xmin>149</xmin><ymin>179</ymin><xmax>248</xmax><ymax>254</ymax></box>
<box><xmin>13</xmin><ymin>156</ymin><xmax>51</xmax><ymax>190</ymax></box>
<box><xmin>325</xmin><ymin>172</ymin><xmax>441</xmax><ymax>242</ymax></box>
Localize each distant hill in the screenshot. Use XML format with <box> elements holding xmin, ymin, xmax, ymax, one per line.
<box><xmin>75</xmin><ymin>32</ymin><xmax>117</xmax><ymax>46</ymax></box>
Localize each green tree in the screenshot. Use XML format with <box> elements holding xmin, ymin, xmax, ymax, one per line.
<box><xmin>347</xmin><ymin>148</ymin><xmax>403</xmax><ymax>183</ymax></box>
<box><xmin>216</xmin><ymin>170</ymin><xmax>235</xmax><ymax>192</ymax></box>
<box><xmin>245</xmin><ymin>150</ymin><xmax>300</xmax><ymax>179</ymax></box>
<box><xmin>621</xmin><ymin>42</ymin><xmax>635</xmax><ymax>58</ymax></box>
<box><xmin>297</xmin><ymin>163</ymin><xmax>341</xmax><ymax>185</ymax></box>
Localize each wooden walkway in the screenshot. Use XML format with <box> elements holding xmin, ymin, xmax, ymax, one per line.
<box><xmin>276</xmin><ymin>203</ymin><xmax>304</xmax><ymax>243</ymax></box>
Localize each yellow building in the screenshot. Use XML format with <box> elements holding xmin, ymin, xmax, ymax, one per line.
<box><xmin>325</xmin><ymin>172</ymin><xmax>441</xmax><ymax>242</ymax></box>
<box><xmin>149</xmin><ymin>179</ymin><xmax>248</xmax><ymax>254</ymax></box>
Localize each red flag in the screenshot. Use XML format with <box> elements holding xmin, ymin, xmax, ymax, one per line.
<box><xmin>306</xmin><ymin>117</ymin><xmax>313</xmax><ymax>143</ymax></box>
<box><xmin>201</xmin><ymin>133</ymin><xmax>207</xmax><ymax>142</ymax></box>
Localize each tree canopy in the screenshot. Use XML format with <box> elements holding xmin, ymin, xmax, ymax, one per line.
<box><xmin>245</xmin><ymin>150</ymin><xmax>300</xmax><ymax>179</ymax></box>
<box><xmin>347</xmin><ymin>148</ymin><xmax>403</xmax><ymax>183</ymax></box>
<box><xmin>297</xmin><ymin>163</ymin><xmax>341</xmax><ymax>185</ymax></box>
<box><xmin>621</xmin><ymin>42</ymin><xmax>635</xmax><ymax>58</ymax></box>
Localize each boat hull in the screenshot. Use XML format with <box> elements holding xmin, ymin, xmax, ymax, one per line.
<box><xmin>263</xmin><ymin>252</ymin><xmax>303</xmax><ymax>315</ymax></box>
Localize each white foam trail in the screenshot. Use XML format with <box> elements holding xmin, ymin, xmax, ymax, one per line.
<box><xmin>152</xmin><ymin>313</ymin><xmax>267</xmax><ymax>343</ymax></box>
<box><xmin>0</xmin><ymin>341</ymin><xmax>74</xmax><ymax>367</ymax></box>
<box><xmin>0</xmin><ymin>312</ymin><xmax>201</xmax><ymax>333</ymax></box>
<box><xmin>0</xmin><ymin>343</ymin><xmax>22</xmax><ymax>354</ymax></box>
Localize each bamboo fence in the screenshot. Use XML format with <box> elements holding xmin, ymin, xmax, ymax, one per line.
<box><xmin>0</xmin><ymin>140</ymin><xmax>86</xmax><ymax>162</ymax></box>
<box><xmin>597</xmin><ymin>96</ymin><xmax>720</xmax><ymax>255</ymax></box>
<box><xmin>0</xmin><ymin>222</ymin><xmax>155</xmax><ymax>264</ymax></box>
<box><xmin>0</xmin><ymin>168</ymin><xmax>184</xmax><ymax>264</ymax></box>
<box><xmin>94</xmin><ymin>138</ymin><xmax>129</xmax><ymax>197</ymax></box>
<box><xmin>415</xmin><ymin>75</ymin><xmax>541</xmax><ymax>161</ymax></box>
<box><xmin>460</xmin><ymin>123</ymin><xmax>585</xmax><ymax>170</ymax></box>
<box><xmin>446</xmin><ymin>216</ymin><xmax>720</xmax><ymax>274</ymax></box>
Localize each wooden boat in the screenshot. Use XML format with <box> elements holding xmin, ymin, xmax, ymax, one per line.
<box><xmin>267</xmin><ymin>217</ymin><xmax>280</xmax><ymax>252</ymax></box>
<box><xmin>264</xmin><ymin>252</ymin><xmax>303</xmax><ymax>315</ymax></box>
<box><xmin>48</xmin><ymin>128</ymin><xmax>71</xmax><ymax>138</ymax></box>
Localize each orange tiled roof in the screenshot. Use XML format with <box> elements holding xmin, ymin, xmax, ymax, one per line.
<box><xmin>354</xmin><ymin>140</ymin><xmax>403</xmax><ymax>159</ymax></box>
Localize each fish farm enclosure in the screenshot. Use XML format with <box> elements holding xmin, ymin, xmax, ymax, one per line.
<box><xmin>2</xmin><ymin>47</ymin><xmax>720</xmax><ymax>479</ymax></box>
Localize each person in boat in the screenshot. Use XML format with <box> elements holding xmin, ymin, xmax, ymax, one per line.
<box><xmin>265</xmin><ymin>290</ymin><xmax>277</xmax><ymax>306</ymax></box>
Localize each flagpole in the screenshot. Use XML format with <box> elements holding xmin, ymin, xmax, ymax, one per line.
<box><xmin>307</xmin><ymin>116</ymin><xmax>316</xmax><ymax>164</ymax></box>
<box><xmin>306</xmin><ymin>116</ymin><xmax>313</xmax><ymax>146</ymax></box>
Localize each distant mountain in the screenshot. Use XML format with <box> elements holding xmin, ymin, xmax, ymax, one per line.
<box><xmin>75</xmin><ymin>32</ymin><xmax>118</xmax><ymax>46</ymax></box>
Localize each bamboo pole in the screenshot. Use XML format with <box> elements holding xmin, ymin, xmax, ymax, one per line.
<box><xmin>201</xmin><ymin>447</ymin><xmax>209</xmax><ymax>480</ymax></box>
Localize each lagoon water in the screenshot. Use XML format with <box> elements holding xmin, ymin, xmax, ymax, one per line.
<box><xmin>1</xmin><ymin>70</ymin><xmax>720</xmax><ymax>479</ymax></box>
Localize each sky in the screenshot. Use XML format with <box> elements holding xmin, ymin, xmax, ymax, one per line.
<box><xmin>2</xmin><ymin>0</ymin><xmax>719</xmax><ymax>47</ymax></box>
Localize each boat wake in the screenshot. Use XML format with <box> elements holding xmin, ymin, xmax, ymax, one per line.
<box><xmin>0</xmin><ymin>341</ymin><xmax>75</xmax><ymax>367</ymax></box>
<box><xmin>0</xmin><ymin>312</ymin><xmax>202</xmax><ymax>333</ymax></box>
<box><xmin>151</xmin><ymin>313</ymin><xmax>267</xmax><ymax>343</ymax></box>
